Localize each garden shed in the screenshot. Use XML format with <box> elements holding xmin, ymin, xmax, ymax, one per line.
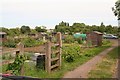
<box><xmin>0</xmin><ymin>32</ymin><xmax>7</xmax><ymax>42</ymax></box>
<box><xmin>86</xmin><ymin>31</ymin><xmax>103</xmax><ymax>46</ymax></box>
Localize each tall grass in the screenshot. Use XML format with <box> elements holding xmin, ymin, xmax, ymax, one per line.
<box><xmin>88</xmin><ymin>46</ymin><xmax>119</xmax><ymax>78</ymax></box>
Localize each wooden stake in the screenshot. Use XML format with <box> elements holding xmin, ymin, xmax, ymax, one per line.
<box><xmin>57</xmin><ymin>32</ymin><xmax>62</xmax><ymax>68</ymax></box>
<box><xmin>45</xmin><ymin>41</ymin><xmax>51</xmax><ymax>73</ymax></box>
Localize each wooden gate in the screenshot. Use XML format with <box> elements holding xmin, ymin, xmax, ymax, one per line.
<box><xmin>45</xmin><ymin>32</ymin><xmax>62</xmax><ymax>73</ymax></box>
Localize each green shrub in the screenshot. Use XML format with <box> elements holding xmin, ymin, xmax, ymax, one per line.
<box><xmin>8</xmin><ymin>54</ymin><xmax>14</xmax><ymax>60</ymax></box>
<box><xmin>76</xmin><ymin>38</ymin><xmax>83</xmax><ymax>44</ymax></box>
<box><xmin>6</xmin><ymin>54</ymin><xmax>27</xmax><ymax>75</ymax></box>
<box><xmin>62</xmin><ymin>44</ymin><xmax>82</xmax><ymax>62</ymax></box>
<box><xmin>3</xmin><ymin>39</ymin><xmax>16</xmax><ymax>48</ymax></box>
<box><xmin>2</xmin><ymin>55</ymin><xmax>6</xmax><ymax>60</ymax></box>
<box><xmin>22</xmin><ymin>37</ymin><xmax>44</xmax><ymax>47</ymax></box>
<box><xmin>64</xmin><ymin>53</ymin><xmax>74</xmax><ymax>62</ymax></box>
<box><xmin>84</xmin><ymin>53</ymin><xmax>92</xmax><ymax>57</ymax></box>
<box><xmin>24</xmin><ymin>52</ymin><xmax>33</xmax><ymax>60</ymax></box>
<box><xmin>0</xmin><ymin>42</ymin><xmax>2</xmax><ymax>46</ymax></box>
<box><xmin>22</xmin><ymin>37</ymin><xmax>36</xmax><ymax>47</ymax></box>
<box><xmin>102</xmin><ymin>40</ymin><xmax>110</xmax><ymax>45</ymax></box>
<box><xmin>64</xmin><ymin>35</ymin><xmax>75</xmax><ymax>43</ymax></box>
<box><xmin>2</xmin><ymin>53</ymin><xmax>14</xmax><ymax>60</ymax></box>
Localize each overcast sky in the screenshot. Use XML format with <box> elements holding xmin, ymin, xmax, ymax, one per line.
<box><xmin>0</xmin><ymin>0</ymin><xmax>118</xmax><ymax>29</ymax></box>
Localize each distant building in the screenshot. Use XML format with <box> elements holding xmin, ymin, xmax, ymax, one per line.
<box><xmin>0</xmin><ymin>32</ymin><xmax>7</xmax><ymax>42</ymax></box>
<box><xmin>86</xmin><ymin>31</ymin><xmax>103</xmax><ymax>46</ymax></box>
<box><xmin>28</xmin><ymin>33</ymin><xmax>38</xmax><ymax>39</ymax></box>
<box><xmin>47</xmin><ymin>29</ymin><xmax>54</xmax><ymax>33</ymax></box>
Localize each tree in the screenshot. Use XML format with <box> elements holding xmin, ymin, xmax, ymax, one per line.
<box><xmin>71</xmin><ymin>23</ymin><xmax>86</xmax><ymax>33</ymax></box>
<box><xmin>8</xmin><ymin>28</ymin><xmax>21</xmax><ymax>37</ymax></box>
<box><xmin>105</xmin><ymin>25</ymin><xmax>113</xmax><ymax>34</ymax></box>
<box><xmin>112</xmin><ymin>0</ymin><xmax>120</xmax><ymax>37</ymax></box>
<box><xmin>20</xmin><ymin>25</ymin><xmax>31</xmax><ymax>34</ymax></box>
<box><xmin>91</xmin><ymin>25</ymin><xmax>99</xmax><ymax>31</ymax></box>
<box><xmin>35</xmin><ymin>26</ymin><xmax>42</xmax><ymax>32</ymax></box>
<box><xmin>98</xmin><ymin>22</ymin><xmax>106</xmax><ymax>33</ymax></box>
<box><xmin>35</xmin><ymin>26</ymin><xmax>47</xmax><ymax>32</ymax></box>
<box><xmin>112</xmin><ymin>0</ymin><xmax>120</xmax><ymax>20</ymax></box>
<box><xmin>55</xmin><ymin>21</ymin><xmax>70</xmax><ymax>34</ymax></box>
<box><xmin>0</xmin><ymin>27</ymin><xmax>9</xmax><ymax>34</ymax></box>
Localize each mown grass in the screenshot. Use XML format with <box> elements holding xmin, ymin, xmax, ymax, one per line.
<box><xmin>88</xmin><ymin>46</ymin><xmax>119</xmax><ymax>78</ymax></box>
<box><xmin>1</xmin><ymin>40</ymin><xmax>112</xmax><ymax>78</ymax></box>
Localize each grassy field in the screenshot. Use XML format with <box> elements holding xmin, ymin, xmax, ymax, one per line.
<box><xmin>1</xmin><ymin>40</ymin><xmax>112</xmax><ymax>78</ymax></box>
<box><xmin>88</xmin><ymin>46</ymin><xmax>119</xmax><ymax>78</ymax></box>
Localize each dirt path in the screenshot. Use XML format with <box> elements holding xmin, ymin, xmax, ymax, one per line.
<box><xmin>63</xmin><ymin>39</ymin><xmax>118</xmax><ymax>78</ymax></box>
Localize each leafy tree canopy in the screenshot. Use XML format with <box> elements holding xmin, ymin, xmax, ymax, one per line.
<box><xmin>112</xmin><ymin>0</ymin><xmax>120</xmax><ymax>20</ymax></box>
<box><xmin>20</xmin><ymin>25</ymin><xmax>31</xmax><ymax>34</ymax></box>
<box><xmin>35</xmin><ymin>26</ymin><xmax>47</xmax><ymax>32</ymax></box>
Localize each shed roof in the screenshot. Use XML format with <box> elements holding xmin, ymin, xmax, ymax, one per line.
<box><xmin>86</xmin><ymin>31</ymin><xmax>103</xmax><ymax>35</ymax></box>
<box><xmin>0</xmin><ymin>32</ymin><xmax>7</xmax><ymax>35</ymax></box>
<box><xmin>93</xmin><ymin>31</ymin><xmax>103</xmax><ymax>35</ymax></box>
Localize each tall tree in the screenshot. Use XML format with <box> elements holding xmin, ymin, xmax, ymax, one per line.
<box><xmin>112</xmin><ymin>0</ymin><xmax>120</xmax><ymax>20</ymax></box>
<box><xmin>71</xmin><ymin>23</ymin><xmax>86</xmax><ymax>33</ymax></box>
<box><xmin>20</xmin><ymin>25</ymin><xmax>31</xmax><ymax>34</ymax></box>
<box><xmin>112</xmin><ymin>0</ymin><xmax>120</xmax><ymax>37</ymax></box>
<box><xmin>98</xmin><ymin>22</ymin><xmax>105</xmax><ymax>33</ymax></box>
<box><xmin>55</xmin><ymin>21</ymin><xmax>70</xmax><ymax>34</ymax></box>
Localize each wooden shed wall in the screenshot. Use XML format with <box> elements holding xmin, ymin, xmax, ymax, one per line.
<box><xmin>86</xmin><ymin>32</ymin><xmax>102</xmax><ymax>46</ymax></box>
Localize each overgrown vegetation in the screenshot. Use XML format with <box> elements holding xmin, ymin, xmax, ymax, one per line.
<box><xmin>21</xmin><ymin>37</ymin><xmax>44</xmax><ymax>47</ymax></box>
<box><xmin>2</xmin><ymin>53</ymin><xmax>15</xmax><ymax>60</ymax></box>
<box><xmin>62</xmin><ymin>44</ymin><xmax>81</xmax><ymax>62</ymax></box>
<box><xmin>88</xmin><ymin>46</ymin><xmax>119</xmax><ymax>78</ymax></box>
<box><xmin>0</xmin><ymin>41</ymin><xmax>2</xmax><ymax>46</ymax></box>
<box><xmin>2</xmin><ymin>37</ymin><xmax>45</xmax><ymax>48</ymax></box>
<box><xmin>3</xmin><ymin>39</ymin><xmax>17</xmax><ymax>48</ymax></box>
<box><xmin>6</xmin><ymin>54</ymin><xmax>27</xmax><ymax>75</ymax></box>
<box><xmin>63</xmin><ymin>35</ymin><xmax>75</xmax><ymax>43</ymax></box>
<box><xmin>1</xmin><ymin>40</ymin><xmax>111</xmax><ymax>78</ymax></box>
<box><xmin>22</xmin><ymin>43</ymin><xmax>111</xmax><ymax>78</ymax></box>
<box><xmin>63</xmin><ymin>35</ymin><xmax>84</xmax><ymax>44</ymax></box>
<box><xmin>102</xmin><ymin>39</ymin><xmax>111</xmax><ymax>45</ymax></box>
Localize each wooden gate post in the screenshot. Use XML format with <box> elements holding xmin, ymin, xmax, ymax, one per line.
<box><xmin>45</xmin><ymin>41</ymin><xmax>51</xmax><ymax>73</ymax></box>
<box><xmin>16</xmin><ymin>42</ymin><xmax>24</xmax><ymax>75</ymax></box>
<box><xmin>57</xmin><ymin>32</ymin><xmax>62</xmax><ymax>68</ymax></box>
<box><xmin>16</xmin><ymin>42</ymin><xmax>24</xmax><ymax>54</ymax></box>
<box><xmin>45</xmin><ymin>32</ymin><xmax>62</xmax><ymax>73</ymax></box>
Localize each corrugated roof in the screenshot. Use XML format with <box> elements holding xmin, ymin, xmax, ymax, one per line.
<box><xmin>0</xmin><ymin>32</ymin><xmax>7</xmax><ymax>35</ymax></box>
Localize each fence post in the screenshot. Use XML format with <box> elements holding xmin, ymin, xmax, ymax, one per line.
<box><xmin>16</xmin><ymin>42</ymin><xmax>24</xmax><ymax>75</ymax></box>
<box><xmin>57</xmin><ymin>32</ymin><xmax>62</xmax><ymax>68</ymax></box>
<box><xmin>16</xmin><ymin>42</ymin><xmax>24</xmax><ymax>54</ymax></box>
<box><xmin>45</xmin><ymin>41</ymin><xmax>51</xmax><ymax>73</ymax></box>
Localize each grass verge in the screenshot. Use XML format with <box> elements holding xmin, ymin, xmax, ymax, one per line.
<box><xmin>88</xmin><ymin>46</ymin><xmax>119</xmax><ymax>78</ymax></box>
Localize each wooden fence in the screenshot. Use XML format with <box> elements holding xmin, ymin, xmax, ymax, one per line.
<box><xmin>1</xmin><ymin>32</ymin><xmax>62</xmax><ymax>73</ymax></box>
